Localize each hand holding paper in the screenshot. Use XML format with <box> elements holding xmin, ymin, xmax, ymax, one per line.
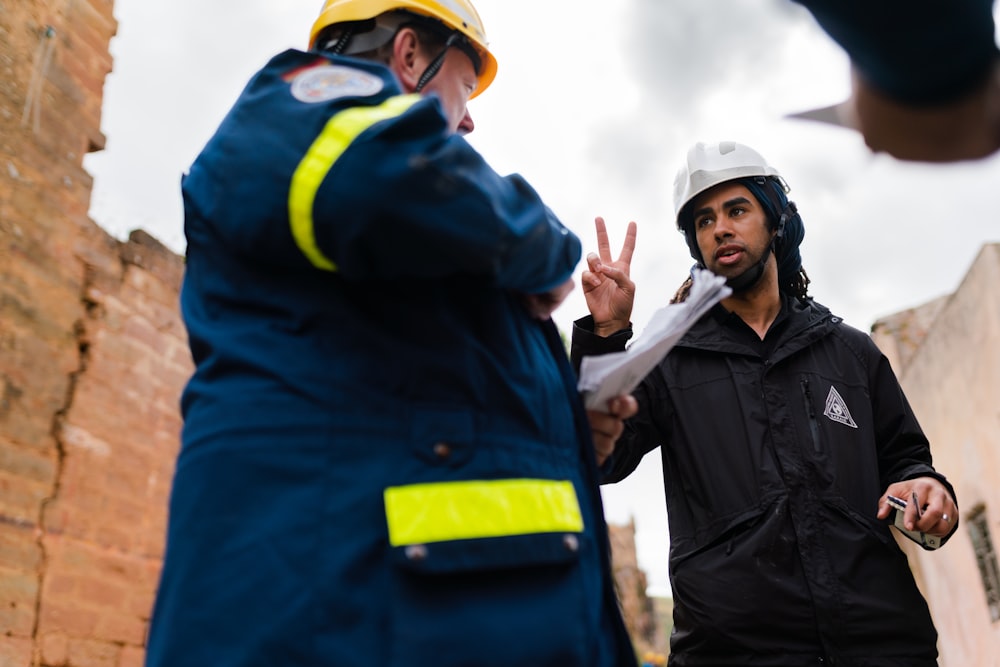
<box><xmin>578</xmin><ymin>269</ymin><xmax>730</xmax><ymax>412</ymax></box>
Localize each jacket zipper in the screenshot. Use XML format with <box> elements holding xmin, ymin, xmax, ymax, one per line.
<box><xmin>800</xmin><ymin>377</ymin><xmax>822</xmax><ymax>453</ymax></box>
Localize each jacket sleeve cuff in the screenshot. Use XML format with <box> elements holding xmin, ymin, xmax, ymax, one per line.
<box><xmin>900</xmin><ymin>468</ymin><xmax>961</xmax><ymax>548</ymax></box>
<box><xmin>570</xmin><ymin>315</ymin><xmax>633</xmax><ymax>373</ymax></box>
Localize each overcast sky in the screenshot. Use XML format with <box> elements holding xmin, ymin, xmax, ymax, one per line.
<box><xmin>84</xmin><ymin>0</ymin><xmax>1000</xmax><ymax>596</ymax></box>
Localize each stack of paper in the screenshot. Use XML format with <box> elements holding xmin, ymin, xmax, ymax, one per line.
<box><xmin>578</xmin><ymin>269</ymin><xmax>731</xmax><ymax>411</ymax></box>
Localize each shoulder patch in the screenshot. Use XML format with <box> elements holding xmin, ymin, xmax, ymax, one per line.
<box><xmin>290</xmin><ymin>64</ymin><xmax>383</xmax><ymax>103</ymax></box>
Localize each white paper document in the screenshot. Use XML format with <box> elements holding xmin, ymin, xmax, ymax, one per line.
<box><xmin>578</xmin><ymin>269</ymin><xmax>731</xmax><ymax>412</ymax></box>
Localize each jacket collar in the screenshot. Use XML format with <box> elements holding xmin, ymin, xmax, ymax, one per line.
<box><xmin>677</xmin><ymin>293</ymin><xmax>836</xmax><ymax>362</ymax></box>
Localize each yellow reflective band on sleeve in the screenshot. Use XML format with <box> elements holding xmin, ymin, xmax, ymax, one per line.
<box><xmin>287</xmin><ymin>94</ymin><xmax>422</xmax><ymax>271</ymax></box>
<box><xmin>384</xmin><ymin>479</ymin><xmax>584</xmax><ymax>546</ymax></box>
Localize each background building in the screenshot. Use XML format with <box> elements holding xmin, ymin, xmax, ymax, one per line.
<box><xmin>871</xmin><ymin>243</ymin><xmax>1000</xmax><ymax>667</ymax></box>
<box><xmin>608</xmin><ymin>519</ymin><xmax>671</xmax><ymax>659</ymax></box>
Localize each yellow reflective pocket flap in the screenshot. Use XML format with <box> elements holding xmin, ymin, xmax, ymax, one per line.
<box><xmin>383</xmin><ymin>479</ymin><xmax>584</xmax><ymax>547</ymax></box>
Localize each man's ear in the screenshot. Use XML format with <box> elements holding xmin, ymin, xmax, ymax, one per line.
<box><xmin>390</xmin><ymin>27</ymin><xmax>423</xmax><ymax>92</ymax></box>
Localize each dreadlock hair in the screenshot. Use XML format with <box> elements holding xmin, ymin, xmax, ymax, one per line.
<box><xmin>785</xmin><ymin>267</ymin><xmax>811</xmax><ymax>300</ymax></box>
<box><xmin>669</xmin><ymin>277</ymin><xmax>693</xmax><ymax>305</ymax></box>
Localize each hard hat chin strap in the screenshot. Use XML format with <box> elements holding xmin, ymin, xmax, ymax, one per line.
<box><xmin>723</xmin><ymin>200</ymin><xmax>796</xmax><ymax>293</ymax></box>
<box><xmin>323</xmin><ymin>24</ymin><xmax>356</xmax><ymax>55</ymax></box>
<box><xmin>724</xmin><ymin>244</ymin><xmax>772</xmax><ymax>292</ymax></box>
<box><xmin>415</xmin><ymin>32</ymin><xmax>480</xmax><ymax>92</ymax></box>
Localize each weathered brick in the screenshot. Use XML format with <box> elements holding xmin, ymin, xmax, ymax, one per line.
<box><xmin>0</xmin><ymin>442</ymin><xmax>57</xmax><ymax>484</ymax></box>
<box><xmin>77</xmin><ymin>575</ymin><xmax>127</xmax><ymax>609</ymax></box>
<box><xmin>0</xmin><ymin>635</ymin><xmax>33</xmax><ymax>667</ymax></box>
<box><xmin>118</xmin><ymin>645</ymin><xmax>145</xmax><ymax>667</ymax></box>
<box><xmin>65</xmin><ymin>637</ymin><xmax>120</xmax><ymax>667</ymax></box>
<box><xmin>38</xmin><ymin>601</ymin><xmax>100</xmax><ymax>638</ymax></box>
<box><xmin>0</xmin><ymin>568</ymin><xmax>39</xmax><ymax>636</ymax></box>
<box><xmin>0</xmin><ymin>522</ymin><xmax>41</xmax><ymax>571</ymax></box>
<box><xmin>40</xmin><ymin>631</ymin><xmax>70</xmax><ymax>666</ymax></box>
<box><xmin>44</xmin><ymin>572</ymin><xmax>79</xmax><ymax>598</ymax></box>
<box><xmin>0</xmin><ymin>470</ymin><xmax>50</xmax><ymax>524</ymax></box>
<box><xmin>95</xmin><ymin>610</ymin><xmax>145</xmax><ymax>646</ymax></box>
<box><xmin>125</xmin><ymin>588</ymin><xmax>156</xmax><ymax>622</ymax></box>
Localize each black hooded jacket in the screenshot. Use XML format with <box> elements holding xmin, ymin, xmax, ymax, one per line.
<box><xmin>573</xmin><ymin>294</ymin><xmax>957</xmax><ymax>666</ymax></box>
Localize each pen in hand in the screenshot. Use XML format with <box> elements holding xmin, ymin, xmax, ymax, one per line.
<box><xmin>912</xmin><ymin>491</ymin><xmax>922</xmax><ymax>520</ymax></box>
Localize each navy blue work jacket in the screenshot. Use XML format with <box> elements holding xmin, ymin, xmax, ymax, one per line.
<box><xmin>146</xmin><ymin>49</ymin><xmax>635</xmax><ymax>667</ymax></box>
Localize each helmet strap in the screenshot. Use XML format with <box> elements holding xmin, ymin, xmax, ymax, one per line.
<box><xmin>415</xmin><ymin>32</ymin><xmax>480</xmax><ymax>92</ymax></box>
<box><xmin>725</xmin><ymin>240</ymin><xmax>774</xmax><ymax>292</ymax></box>
<box><xmin>323</xmin><ymin>24</ymin><xmax>356</xmax><ymax>55</ymax></box>
<box><xmin>776</xmin><ymin>201</ymin><xmax>797</xmax><ymax>239</ymax></box>
<box><xmin>725</xmin><ymin>192</ymin><xmax>796</xmax><ymax>292</ymax></box>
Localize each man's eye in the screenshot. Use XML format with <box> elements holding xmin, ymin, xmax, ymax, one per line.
<box><xmin>731</xmin><ymin>207</ymin><xmax>745</xmax><ymax>216</ymax></box>
<box><xmin>696</xmin><ymin>217</ymin><xmax>712</xmax><ymax>229</ymax></box>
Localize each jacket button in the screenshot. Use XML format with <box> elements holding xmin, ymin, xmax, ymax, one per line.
<box><xmin>405</xmin><ymin>544</ymin><xmax>428</xmax><ymax>562</ymax></box>
<box><xmin>433</xmin><ymin>442</ymin><xmax>452</xmax><ymax>460</ymax></box>
<box><xmin>563</xmin><ymin>534</ymin><xmax>580</xmax><ymax>553</ymax></box>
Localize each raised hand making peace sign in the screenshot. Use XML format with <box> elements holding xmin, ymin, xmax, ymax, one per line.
<box><xmin>581</xmin><ymin>217</ymin><xmax>638</xmax><ymax>337</ymax></box>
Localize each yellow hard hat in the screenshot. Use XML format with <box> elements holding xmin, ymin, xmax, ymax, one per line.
<box><xmin>309</xmin><ymin>0</ymin><xmax>498</xmax><ymax>98</ymax></box>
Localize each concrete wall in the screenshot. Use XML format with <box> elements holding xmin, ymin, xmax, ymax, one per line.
<box><xmin>872</xmin><ymin>243</ymin><xmax>1000</xmax><ymax>667</ymax></box>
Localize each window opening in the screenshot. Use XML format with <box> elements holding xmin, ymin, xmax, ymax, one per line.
<box><xmin>967</xmin><ymin>505</ymin><xmax>1000</xmax><ymax>623</ymax></box>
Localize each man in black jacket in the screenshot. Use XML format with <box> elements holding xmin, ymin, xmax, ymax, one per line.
<box><xmin>573</xmin><ymin>141</ymin><xmax>959</xmax><ymax>665</ymax></box>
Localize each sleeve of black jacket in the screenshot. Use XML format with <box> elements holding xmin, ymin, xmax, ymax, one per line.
<box><xmin>869</xmin><ymin>346</ymin><xmax>961</xmax><ymax>548</ymax></box>
<box><xmin>571</xmin><ymin>315</ymin><xmax>662</xmax><ymax>484</ymax></box>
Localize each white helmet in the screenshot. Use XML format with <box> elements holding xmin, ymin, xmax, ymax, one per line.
<box><xmin>672</xmin><ymin>141</ymin><xmax>784</xmax><ymax>228</ymax></box>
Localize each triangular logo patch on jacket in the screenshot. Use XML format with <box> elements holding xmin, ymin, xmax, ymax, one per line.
<box><xmin>824</xmin><ymin>386</ymin><xmax>858</xmax><ymax>428</ymax></box>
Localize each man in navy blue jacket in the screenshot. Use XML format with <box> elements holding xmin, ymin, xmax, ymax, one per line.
<box><xmin>146</xmin><ymin>1</ymin><xmax>637</xmax><ymax>665</ymax></box>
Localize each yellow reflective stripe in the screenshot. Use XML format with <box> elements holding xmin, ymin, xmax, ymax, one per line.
<box><xmin>384</xmin><ymin>479</ymin><xmax>584</xmax><ymax>546</ymax></box>
<box><xmin>288</xmin><ymin>94</ymin><xmax>422</xmax><ymax>270</ymax></box>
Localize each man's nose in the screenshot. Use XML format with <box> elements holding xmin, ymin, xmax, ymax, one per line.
<box><xmin>713</xmin><ymin>215</ymin><xmax>734</xmax><ymax>240</ymax></box>
<box><xmin>457</xmin><ymin>109</ymin><xmax>474</xmax><ymax>136</ymax></box>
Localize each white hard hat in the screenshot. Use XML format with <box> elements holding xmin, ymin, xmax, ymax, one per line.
<box><xmin>672</xmin><ymin>141</ymin><xmax>783</xmax><ymax>228</ymax></box>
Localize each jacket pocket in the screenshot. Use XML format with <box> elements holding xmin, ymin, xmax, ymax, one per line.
<box><xmin>823</xmin><ymin>496</ymin><xmax>892</xmax><ymax>547</ymax></box>
<box><xmin>800</xmin><ymin>376</ymin><xmax>823</xmax><ymax>453</ymax></box>
<box><xmin>383</xmin><ymin>478</ymin><xmax>590</xmax><ymax>666</ymax></box>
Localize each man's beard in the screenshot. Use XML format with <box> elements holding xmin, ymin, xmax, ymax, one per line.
<box><xmin>711</xmin><ymin>241</ymin><xmax>773</xmax><ymax>292</ymax></box>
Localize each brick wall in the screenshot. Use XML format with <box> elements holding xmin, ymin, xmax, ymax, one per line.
<box><xmin>1</xmin><ymin>1</ymin><xmax>190</xmax><ymax>665</ymax></box>
<box><xmin>608</xmin><ymin>520</ymin><xmax>665</xmax><ymax>657</ymax></box>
